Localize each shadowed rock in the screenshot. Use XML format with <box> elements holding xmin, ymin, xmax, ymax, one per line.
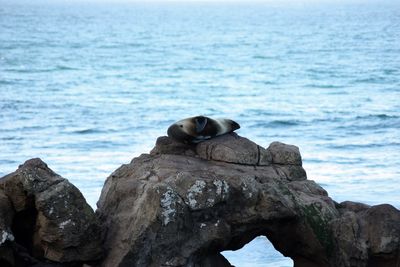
<box><xmin>0</xmin><ymin>158</ymin><xmax>103</xmax><ymax>266</ymax></box>
<box><xmin>332</xmin><ymin>203</ymin><xmax>400</xmax><ymax>267</ymax></box>
<box><xmin>0</xmin><ymin>189</ymin><xmax>15</xmax><ymax>266</ymax></box>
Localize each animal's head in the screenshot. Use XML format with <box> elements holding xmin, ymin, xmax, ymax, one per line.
<box><xmin>167</xmin><ymin>116</ymin><xmax>207</xmax><ymax>143</ymax></box>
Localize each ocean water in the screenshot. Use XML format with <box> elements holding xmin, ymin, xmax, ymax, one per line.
<box><xmin>1</xmin><ymin>1</ymin><xmax>399</xmax><ymax>266</ymax></box>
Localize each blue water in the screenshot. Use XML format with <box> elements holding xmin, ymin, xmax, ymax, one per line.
<box><xmin>1</xmin><ymin>1</ymin><xmax>399</xmax><ymax>266</ymax></box>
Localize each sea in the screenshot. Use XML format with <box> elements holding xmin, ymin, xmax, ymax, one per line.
<box><xmin>1</xmin><ymin>0</ymin><xmax>399</xmax><ymax>266</ymax></box>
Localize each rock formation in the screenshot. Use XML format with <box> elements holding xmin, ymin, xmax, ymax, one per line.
<box><xmin>96</xmin><ymin>133</ymin><xmax>400</xmax><ymax>267</ymax></box>
<box><xmin>0</xmin><ymin>158</ymin><xmax>103</xmax><ymax>267</ymax></box>
<box><xmin>1</xmin><ymin>134</ymin><xmax>399</xmax><ymax>267</ymax></box>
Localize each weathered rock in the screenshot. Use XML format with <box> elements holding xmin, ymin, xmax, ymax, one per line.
<box><xmin>0</xmin><ymin>189</ymin><xmax>15</xmax><ymax>266</ymax></box>
<box><xmin>97</xmin><ymin>135</ymin><xmax>331</xmax><ymax>267</ymax></box>
<box><xmin>97</xmin><ymin>134</ymin><xmax>400</xmax><ymax>267</ymax></box>
<box><xmin>150</xmin><ymin>136</ymin><xmax>197</xmax><ymax>157</ymax></box>
<box><xmin>267</xmin><ymin>141</ymin><xmax>302</xmax><ymax>165</ymax></box>
<box><xmin>332</xmin><ymin>203</ymin><xmax>400</xmax><ymax>267</ymax></box>
<box><xmin>2</xmin><ymin>134</ymin><xmax>399</xmax><ymax>267</ymax></box>
<box><xmin>337</xmin><ymin>200</ymin><xmax>370</xmax><ymax>213</ymax></box>
<box><xmin>196</xmin><ymin>133</ymin><xmax>272</xmax><ymax>165</ymax></box>
<box><xmin>0</xmin><ymin>158</ymin><xmax>103</xmax><ymax>266</ymax></box>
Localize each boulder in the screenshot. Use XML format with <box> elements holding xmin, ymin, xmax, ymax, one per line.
<box><xmin>0</xmin><ymin>158</ymin><xmax>103</xmax><ymax>266</ymax></box>
<box><xmin>332</xmin><ymin>203</ymin><xmax>400</xmax><ymax>267</ymax></box>
<box><xmin>97</xmin><ymin>134</ymin><xmax>333</xmax><ymax>267</ymax></box>
<box><xmin>267</xmin><ymin>141</ymin><xmax>302</xmax><ymax>165</ymax></box>
<box><xmin>97</xmin><ymin>134</ymin><xmax>400</xmax><ymax>267</ymax></box>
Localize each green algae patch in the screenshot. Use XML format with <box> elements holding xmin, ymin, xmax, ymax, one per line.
<box><xmin>302</xmin><ymin>204</ymin><xmax>334</xmax><ymax>257</ymax></box>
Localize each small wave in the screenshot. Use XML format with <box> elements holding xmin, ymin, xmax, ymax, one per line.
<box><xmin>311</xmin><ymin>117</ymin><xmax>343</xmax><ymax>123</ymax></box>
<box><xmin>81</xmin><ymin>140</ymin><xmax>119</xmax><ymax>149</ymax></box>
<box><xmin>333</xmin><ymin>158</ymin><xmax>364</xmax><ymax>164</ymax></box>
<box><xmin>351</xmin><ymin>76</ymin><xmax>386</xmax><ymax>84</ymax></box>
<box><xmin>306</xmin><ymin>68</ymin><xmax>335</xmax><ymax>75</ymax></box>
<box><xmin>55</xmin><ymin>65</ymin><xmax>80</xmax><ymax>71</ymax></box>
<box><xmin>241</xmin><ymin>110</ymin><xmax>281</xmax><ymax>117</ymax></box>
<box><xmin>253</xmin><ymin>80</ymin><xmax>275</xmax><ymax>85</ymax></box>
<box><xmin>0</xmin><ymin>159</ymin><xmax>17</xmax><ymax>165</ymax></box>
<box><xmin>71</xmin><ymin>128</ymin><xmax>101</xmax><ymax>134</ymax></box>
<box><xmin>0</xmin><ymin>101</ymin><xmax>28</xmax><ymax>110</ymax></box>
<box><xmin>329</xmin><ymin>142</ymin><xmax>400</xmax><ymax>150</ymax></box>
<box><xmin>338</xmin><ymin>124</ymin><xmax>400</xmax><ymax>133</ymax></box>
<box><xmin>5</xmin><ymin>67</ymin><xmax>77</xmax><ymax>73</ymax></box>
<box><xmin>382</xmin><ymin>87</ymin><xmax>400</xmax><ymax>93</ymax></box>
<box><xmin>305</xmin><ymin>84</ymin><xmax>344</xmax><ymax>89</ymax></box>
<box><xmin>96</xmin><ymin>44</ymin><xmax>121</xmax><ymax>49</ymax></box>
<box><xmin>304</xmin><ymin>158</ymin><xmax>326</xmax><ymax>163</ymax></box>
<box><xmin>4</xmin><ymin>68</ymin><xmax>49</xmax><ymax>73</ymax></box>
<box><xmin>383</xmin><ymin>69</ymin><xmax>398</xmax><ymax>75</ymax></box>
<box><xmin>1</xmin><ymin>136</ymin><xmax>24</xmax><ymax>141</ymax></box>
<box><xmin>251</xmin><ymin>120</ymin><xmax>302</xmax><ymax>128</ymax></box>
<box><xmin>0</xmin><ymin>80</ymin><xmax>15</xmax><ymax>85</ymax></box>
<box><xmin>332</xmin><ymin>114</ymin><xmax>400</xmax><ymax>131</ymax></box>
<box><xmin>97</xmin><ymin>42</ymin><xmax>146</xmax><ymax>49</ymax></box>
<box><xmin>355</xmin><ymin>114</ymin><xmax>399</xmax><ymax>120</ymax></box>
<box><xmin>1</xmin><ymin>125</ymin><xmax>46</xmax><ymax>132</ymax></box>
<box><xmin>270</xmin><ymin>120</ymin><xmax>301</xmax><ymax>126</ymax></box>
<box><xmin>21</xmin><ymin>125</ymin><xmax>46</xmax><ymax>131</ymax></box>
<box><xmin>326</xmin><ymin>91</ymin><xmax>349</xmax><ymax>95</ymax></box>
<box><xmin>126</xmin><ymin>43</ymin><xmax>146</xmax><ymax>48</ymax></box>
<box><xmin>252</xmin><ymin>55</ymin><xmax>274</xmax><ymax>60</ymax></box>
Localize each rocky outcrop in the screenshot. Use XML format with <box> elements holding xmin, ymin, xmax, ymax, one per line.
<box><xmin>1</xmin><ymin>134</ymin><xmax>399</xmax><ymax>267</ymax></box>
<box><xmin>332</xmin><ymin>202</ymin><xmax>400</xmax><ymax>267</ymax></box>
<box><xmin>0</xmin><ymin>158</ymin><xmax>103</xmax><ymax>267</ymax></box>
<box><xmin>96</xmin><ymin>133</ymin><xmax>400</xmax><ymax>267</ymax></box>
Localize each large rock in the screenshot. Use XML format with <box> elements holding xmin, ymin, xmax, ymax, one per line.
<box><xmin>97</xmin><ymin>134</ymin><xmax>400</xmax><ymax>267</ymax></box>
<box><xmin>96</xmin><ymin>134</ymin><xmax>323</xmax><ymax>266</ymax></box>
<box><xmin>2</xmin><ymin>134</ymin><xmax>399</xmax><ymax>267</ymax></box>
<box><xmin>0</xmin><ymin>158</ymin><xmax>103</xmax><ymax>266</ymax></box>
<box><xmin>332</xmin><ymin>203</ymin><xmax>400</xmax><ymax>267</ymax></box>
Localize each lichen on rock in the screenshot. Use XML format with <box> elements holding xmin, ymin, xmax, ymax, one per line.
<box><xmin>159</xmin><ymin>186</ymin><xmax>182</xmax><ymax>225</ymax></box>
<box><xmin>0</xmin><ymin>158</ymin><xmax>103</xmax><ymax>266</ymax></box>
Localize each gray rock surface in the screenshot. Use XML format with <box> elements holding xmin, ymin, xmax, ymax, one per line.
<box><xmin>267</xmin><ymin>141</ymin><xmax>302</xmax><ymax>165</ymax></box>
<box><xmin>196</xmin><ymin>133</ymin><xmax>272</xmax><ymax>165</ymax></box>
<box><xmin>98</xmin><ymin>134</ymin><xmax>400</xmax><ymax>267</ymax></box>
<box><xmin>332</xmin><ymin>203</ymin><xmax>400</xmax><ymax>267</ymax></box>
<box><xmin>0</xmin><ymin>158</ymin><xmax>103</xmax><ymax>266</ymax></box>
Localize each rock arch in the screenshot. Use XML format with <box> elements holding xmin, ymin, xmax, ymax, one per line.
<box><xmin>96</xmin><ymin>135</ymin><xmax>337</xmax><ymax>267</ymax></box>
<box><xmin>97</xmin><ymin>135</ymin><xmax>400</xmax><ymax>267</ymax></box>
